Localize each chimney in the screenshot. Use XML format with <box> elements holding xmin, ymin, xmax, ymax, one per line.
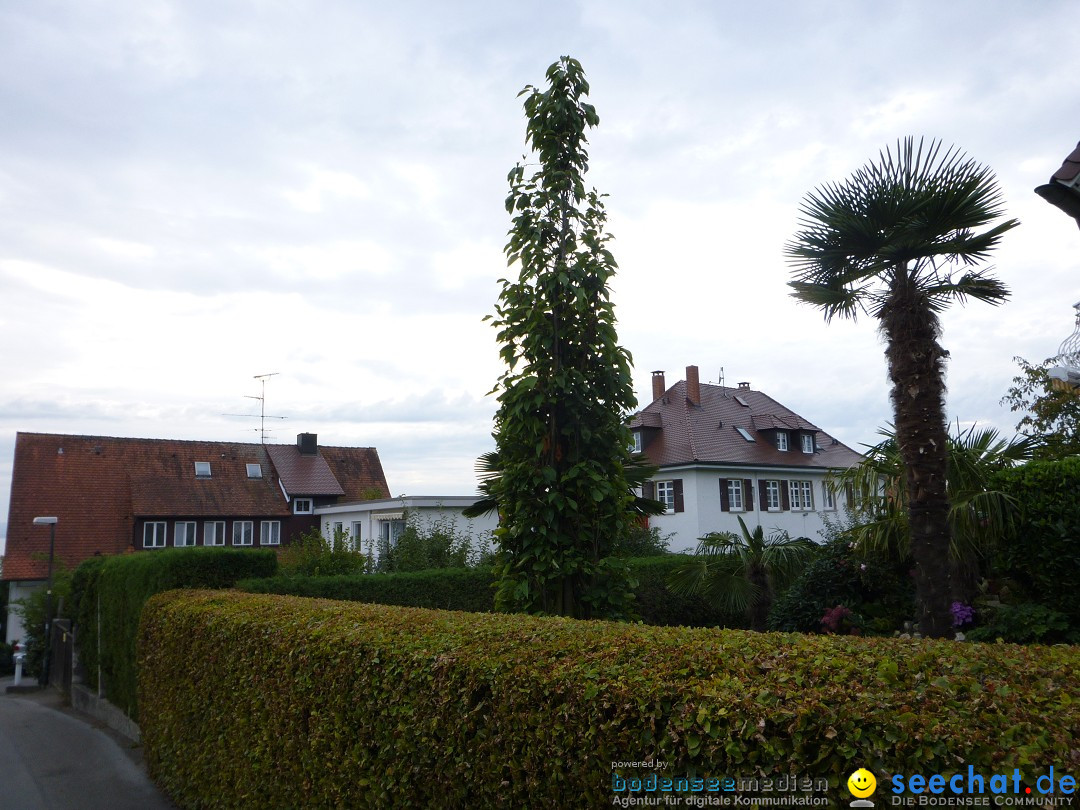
<box><xmin>686</xmin><ymin>365</ymin><xmax>700</xmax><ymax>406</ymax></box>
<box><xmin>297</xmin><ymin>433</ymin><xmax>318</xmax><ymax>455</ymax></box>
<box><xmin>651</xmin><ymin>370</ymin><xmax>666</xmax><ymax>402</ymax></box>
<box><xmin>738</xmin><ymin>381</ymin><xmax>750</xmax><ymax>390</ymax></box>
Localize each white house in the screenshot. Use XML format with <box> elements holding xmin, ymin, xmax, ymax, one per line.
<box><xmin>315</xmin><ymin>496</ymin><xmax>498</xmax><ymax>561</ymax></box>
<box><xmin>631</xmin><ymin>366</ymin><xmax>864</xmax><ymax>552</ymax></box>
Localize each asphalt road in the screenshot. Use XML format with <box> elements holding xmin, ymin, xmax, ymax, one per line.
<box><xmin>0</xmin><ymin>682</ymin><xmax>176</xmax><ymax>810</ymax></box>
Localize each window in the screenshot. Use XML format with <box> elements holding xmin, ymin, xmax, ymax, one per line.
<box><xmin>776</xmin><ymin>432</ymin><xmax>789</xmax><ymax>452</ymax></box>
<box><xmin>260</xmin><ymin>520</ymin><xmax>280</xmax><ymax>546</ymax></box>
<box><xmin>351</xmin><ymin>522</ymin><xmax>363</xmax><ymax>551</ymax></box>
<box><xmin>144</xmin><ymin>522</ymin><xmax>166</xmax><ymax>549</ymax></box>
<box><xmin>727</xmin><ymin>479</ymin><xmax>744</xmax><ymax>511</ymax></box>
<box><xmin>232</xmin><ymin>521</ymin><xmax>253</xmax><ymax>546</ymax></box>
<box><xmin>801</xmin><ymin>434</ymin><xmax>815</xmax><ymax>454</ymax></box>
<box><xmin>204</xmin><ymin>521</ymin><xmax>225</xmax><ymax>546</ymax></box>
<box><xmin>631</xmin><ymin>431</ymin><xmax>642</xmax><ymax>454</ymax></box>
<box><xmin>194</xmin><ymin>462</ymin><xmax>211</xmax><ymax>478</ymax></box>
<box><xmin>246</xmin><ymin>463</ymin><xmax>262</xmax><ymax>479</ymax></box>
<box><xmin>174</xmin><ymin>521</ymin><xmax>197</xmax><ymax>547</ymax></box>
<box><xmin>656</xmin><ymin>481</ymin><xmax>675</xmax><ymax>512</ymax></box>
<box><xmin>788</xmin><ymin>480</ymin><xmax>814</xmax><ymax>511</ymax></box>
<box><xmin>822</xmin><ymin>483</ymin><xmax>836</xmax><ymax>511</ymax></box>
<box><xmin>764</xmin><ymin>480</ymin><xmax>781</xmax><ymax>511</ymax></box>
<box><xmin>735</xmin><ymin>427</ymin><xmax>756</xmax><ymax>442</ymax></box>
<box><xmin>294</xmin><ymin>498</ymin><xmax>313</xmax><ymax>515</ymax></box>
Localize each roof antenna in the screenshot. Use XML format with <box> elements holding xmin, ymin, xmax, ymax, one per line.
<box><xmin>223</xmin><ymin>373</ymin><xmax>288</xmax><ymax>442</ymax></box>
<box><xmin>719</xmin><ymin>367</ymin><xmax>728</xmax><ymax>396</ymax></box>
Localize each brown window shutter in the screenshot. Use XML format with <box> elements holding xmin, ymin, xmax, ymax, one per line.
<box><xmin>673</xmin><ymin>479</ymin><xmax>684</xmax><ymax>513</ymax></box>
<box><xmin>743</xmin><ymin>479</ymin><xmax>752</xmax><ymax>507</ymax></box>
<box><xmin>759</xmin><ymin>480</ymin><xmax>769</xmax><ymax>511</ymax></box>
<box><xmin>643</xmin><ymin>481</ymin><xmax>655</xmax><ymax>500</ymax></box>
<box><xmin>781</xmin><ymin>481</ymin><xmax>790</xmax><ymax>511</ymax></box>
<box><xmin>718</xmin><ymin>478</ymin><xmax>729</xmax><ymax>511</ymax></box>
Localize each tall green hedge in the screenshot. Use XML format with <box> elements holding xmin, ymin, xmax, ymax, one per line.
<box><xmin>72</xmin><ymin>548</ymin><xmax>277</xmax><ymax>719</ymax></box>
<box><xmin>237</xmin><ymin>557</ymin><xmax>741</xmax><ymax>628</ymax></box>
<box><xmin>992</xmin><ymin>457</ymin><xmax>1080</xmax><ymax>622</ymax></box>
<box><xmin>139</xmin><ymin>590</ymin><xmax>1080</xmax><ymax>809</ymax></box>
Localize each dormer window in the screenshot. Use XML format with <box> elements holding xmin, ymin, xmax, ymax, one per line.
<box><xmin>246</xmin><ymin>463</ymin><xmax>263</xmax><ymax>479</ymax></box>
<box><xmin>294</xmin><ymin>498</ymin><xmax>313</xmax><ymax>514</ymax></box>
<box><xmin>801</xmin><ymin>434</ymin><xmax>815</xmax><ymax>454</ymax></box>
<box><xmin>631</xmin><ymin>431</ymin><xmax>642</xmax><ymax>453</ymax></box>
<box><xmin>194</xmin><ymin>462</ymin><xmax>211</xmax><ymax>478</ymax></box>
<box><xmin>776</xmin><ymin>431</ymin><xmax>789</xmax><ymax>452</ymax></box>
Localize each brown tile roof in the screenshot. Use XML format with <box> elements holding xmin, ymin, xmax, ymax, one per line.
<box><xmin>3</xmin><ymin>432</ymin><xmax>389</xmax><ymax>581</ymax></box>
<box><xmin>1050</xmin><ymin>143</ymin><xmax>1080</xmax><ymax>185</ymax></box>
<box><xmin>630</xmin><ymin>381</ymin><xmax>863</xmax><ymax>470</ymax></box>
<box><xmin>265</xmin><ymin>445</ymin><xmax>345</xmax><ymax>497</ymax></box>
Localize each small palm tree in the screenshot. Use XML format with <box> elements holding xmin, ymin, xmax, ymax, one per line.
<box><xmin>786</xmin><ymin>137</ymin><xmax>1019</xmax><ymax>637</ymax></box>
<box><xmin>669</xmin><ymin>516</ymin><xmax>816</xmax><ymax>631</ymax></box>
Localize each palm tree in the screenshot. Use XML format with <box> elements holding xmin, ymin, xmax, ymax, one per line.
<box><xmin>834</xmin><ymin>423</ymin><xmax>1034</xmax><ymax>600</ymax></box>
<box><xmin>786</xmin><ymin>137</ymin><xmax>1019</xmax><ymax>637</ymax></box>
<box><xmin>668</xmin><ymin>516</ymin><xmax>816</xmax><ymax>631</ymax></box>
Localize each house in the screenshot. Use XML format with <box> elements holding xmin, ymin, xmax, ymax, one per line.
<box><xmin>316</xmin><ymin>495</ymin><xmax>498</xmax><ymax>560</ymax></box>
<box><xmin>631</xmin><ymin>366</ymin><xmax>864</xmax><ymax>552</ymax></box>
<box><xmin>3</xmin><ymin>431</ymin><xmax>389</xmax><ymax>643</ymax></box>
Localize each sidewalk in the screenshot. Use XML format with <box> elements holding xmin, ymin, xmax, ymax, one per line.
<box><xmin>0</xmin><ymin>675</ymin><xmax>176</xmax><ymax>809</ymax></box>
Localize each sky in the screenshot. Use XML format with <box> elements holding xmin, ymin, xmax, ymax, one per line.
<box><xmin>2</xmin><ymin>0</ymin><xmax>1079</xmax><ymax>554</ymax></box>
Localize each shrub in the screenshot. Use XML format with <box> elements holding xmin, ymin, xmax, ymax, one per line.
<box><xmin>610</xmin><ymin>526</ymin><xmax>671</xmax><ymax>558</ymax></box>
<box><xmin>10</xmin><ymin>562</ymin><xmax>73</xmax><ymax>677</ymax></box>
<box><xmin>625</xmin><ymin>556</ymin><xmax>745</xmax><ymax>628</ymax></box>
<box><xmin>72</xmin><ymin>547</ymin><xmax>277</xmax><ymax>720</ymax></box>
<box><xmin>768</xmin><ymin>540</ymin><xmax>914</xmax><ymax>634</ymax></box>
<box><xmin>0</xmin><ymin>641</ymin><xmax>13</xmax><ymax>677</ymax></box>
<box><xmin>967</xmin><ymin>602</ymin><xmax>1076</xmax><ymax>644</ymax></box>
<box><xmin>371</xmin><ymin>511</ymin><xmax>482</xmax><ymax>573</ymax></box>
<box><xmin>277</xmin><ymin>527</ymin><xmax>367</xmax><ymax>577</ymax></box>
<box><xmin>139</xmin><ymin>590</ymin><xmax>1080</xmax><ymax>809</ymax></box>
<box><xmin>991</xmin><ymin>457</ymin><xmax>1080</xmax><ymax>622</ymax></box>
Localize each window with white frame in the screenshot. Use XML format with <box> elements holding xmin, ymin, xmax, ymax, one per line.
<box><xmin>788</xmin><ymin>480</ymin><xmax>814</xmax><ymax>511</ymax></box>
<box><xmin>727</xmin><ymin>479</ymin><xmax>744</xmax><ymax>511</ymax></box>
<box><xmin>194</xmin><ymin>461</ymin><xmax>211</xmax><ymax>478</ymax></box>
<box><xmin>144</xmin><ymin>521</ymin><xmax>166</xmax><ymax>549</ymax></box>
<box><xmin>656</xmin><ymin>480</ymin><xmax>675</xmax><ymax>512</ymax></box>
<box><xmin>232</xmin><ymin>521</ymin><xmax>253</xmax><ymax>546</ymax></box>
<box><xmin>765</xmin><ymin>480</ymin><xmax>781</xmax><ymax>511</ymax></box>
<box><xmin>204</xmin><ymin>521</ymin><xmax>225</xmax><ymax>546</ymax></box>
<box><xmin>351</xmin><ymin>522</ymin><xmax>363</xmax><ymax>550</ymax></box>
<box><xmin>174</xmin><ymin>521</ymin><xmax>197</xmax><ymax>547</ymax></box>
<box><xmin>260</xmin><ymin>520</ymin><xmax>280</xmax><ymax>546</ymax></box>
<box><xmin>801</xmin><ymin>434</ymin><xmax>814</xmax><ymax>454</ymax></box>
<box><xmin>822</xmin><ymin>483</ymin><xmax>836</xmax><ymax>511</ymax></box>
<box><xmin>631</xmin><ymin>431</ymin><xmax>642</xmax><ymax>454</ymax></box>
<box><xmin>776</xmin><ymin>432</ymin><xmax>789</xmax><ymax>451</ymax></box>
<box><xmin>294</xmin><ymin>498</ymin><xmax>313</xmax><ymax>515</ymax></box>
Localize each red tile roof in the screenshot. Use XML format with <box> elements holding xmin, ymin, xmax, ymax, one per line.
<box><xmin>265</xmin><ymin>445</ymin><xmax>345</xmax><ymax>497</ymax></box>
<box><xmin>630</xmin><ymin>381</ymin><xmax>863</xmax><ymax>470</ymax></box>
<box><xmin>4</xmin><ymin>433</ymin><xmax>388</xmax><ymax>581</ymax></box>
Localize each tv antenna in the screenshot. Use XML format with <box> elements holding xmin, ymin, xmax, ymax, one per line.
<box><xmin>223</xmin><ymin>373</ymin><xmax>288</xmax><ymax>442</ymax></box>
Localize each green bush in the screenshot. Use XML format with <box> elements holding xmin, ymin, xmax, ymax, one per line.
<box><xmin>10</xmin><ymin>563</ymin><xmax>73</xmax><ymax>677</ymax></box>
<box><xmin>610</xmin><ymin>526</ymin><xmax>671</xmax><ymax>558</ymax></box>
<box><xmin>0</xmin><ymin>641</ymin><xmax>12</xmax><ymax>677</ymax></box>
<box><xmin>371</xmin><ymin>511</ymin><xmax>482</xmax><ymax>573</ymax></box>
<box><xmin>967</xmin><ymin>602</ymin><xmax>1077</xmax><ymax>644</ymax></box>
<box><xmin>72</xmin><ymin>547</ymin><xmax>277</xmax><ymax>720</ymax></box>
<box><xmin>277</xmin><ymin>527</ymin><xmax>367</xmax><ymax>577</ymax></box>
<box><xmin>626</xmin><ymin>556</ymin><xmax>745</xmax><ymax>628</ymax></box>
<box><xmin>767</xmin><ymin>540</ymin><xmax>914</xmax><ymax>634</ymax></box>
<box><xmin>139</xmin><ymin>590</ymin><xmax>1080</xmax><ymax>809</ymax></box>
<box><xmin>991</xmin><ymin>457</ymin><xmax>1080</xmax><ymax>622</ymax></box>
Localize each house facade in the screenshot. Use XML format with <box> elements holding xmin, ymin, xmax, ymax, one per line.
<box><xmin>3</xmin><ymin>431</ymin><xmax>389</xmax><ymax>643</ymax></box>
<box><xmin>632</xmin><ymin>366</ymin><xmax>864</xmax><ymax>552</ymax></box>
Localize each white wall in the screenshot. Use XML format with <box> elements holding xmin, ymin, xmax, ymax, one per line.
<box><xmin>648</xmin><ymin>468</ymin><xmax>846</xmax><ymax>553</ymax></box>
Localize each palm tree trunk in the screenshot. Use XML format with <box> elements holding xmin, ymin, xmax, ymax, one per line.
<box><xmin>881</xmin><ymin>268</ymin><xmax>954</xmax><ymax>638</ymax></box>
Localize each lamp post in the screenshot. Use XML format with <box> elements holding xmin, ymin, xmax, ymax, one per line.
<box><xmin>32</xmin><ymin>516</ymin><xmax>57</xmax><ymax>688</ymax></box>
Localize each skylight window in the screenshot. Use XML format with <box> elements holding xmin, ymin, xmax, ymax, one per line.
<box><xmin>735</xmin><ymin>427</ymin><xmax>755</xmax><ymax>442</ymax></box>
<box><xmin>734</xmin><ymin>395</ymin><xmax>750</xmax><ymax>407</ymax></box>
<box><xmin>194</xmin><ymin>462</ymin><xmax>211</xmax><ymax>478</ymax></box>
<box><xmin>246</xmin><ymin>463</ymin><xmax>263</xmax><ymax>479</ymax></box>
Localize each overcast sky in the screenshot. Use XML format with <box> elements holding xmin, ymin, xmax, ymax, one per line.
<box><xmin>2</xmin><ymin>1</ymin><xmax>1078</xmax><ymax>553</ymax></box>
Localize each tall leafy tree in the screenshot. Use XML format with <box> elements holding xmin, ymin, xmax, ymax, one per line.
<box><xmin>475</xmin><ymin>56</ymin><xmax>658</xmax><ymax>618</ymax></box>
<box><xmin>1002</xmin><ymin>356</ymin><xmax>1080</xmax><ymax>459</ymax></box>
<box><xmin>786</xmin><ymin>137</ymin><xmax>1019</xmax><ymax>637</ymax></box>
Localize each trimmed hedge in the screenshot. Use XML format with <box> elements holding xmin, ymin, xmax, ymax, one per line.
<box><xmin>72</xmin><ymin>548</ymin><xmax>277</xmax><ymax>719</ymax></box>
<box><xmin>139</xmin><ymin>590</ymin><xmax>1080</xmax><ymax>809</ymax></box>
<box><xmin>237</xmin><ymin>556</ymin><xmax>741</xmax><ymax>628</ymax></box>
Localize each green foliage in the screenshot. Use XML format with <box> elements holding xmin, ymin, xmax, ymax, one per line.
<box><xmin>372</xmin><ymin>511</ymin><xmax>479</xmax><ymax>573</ymax></box>
<box><xmin>967</xmin><ymin>602</ymin><xmax>1075</xmax><ymax>645</ymax></box>
<box><xmin>10</xmin><ymin>563</ymin><xmax>73</xmax><ymax>677</ymax></box>
<box><xmin>625</xmin><ymin>556</ymin><xmax>745</xmax><ymax>628</ymax></box>
<box><xmin>240</xmin><ymin>568</ymin><xmax>496</xmax><ymax>613</ymax></box>
<box><xmin>669</xmin><ymin>517</ymin><xmax>817</xmax><ymax>631</ymax></box>
<box><xmin>990</xmin><ymin>456</ymin><xmax>1080</xmax><ymax>623</ymax></box>
<box><xmin>278</xmin><ymin>526</ymin><xmax>367</xmax><ymax>577</ymax></box>
<box><xmin>609</xmin><ymin>525</ymin><xmax>671</xmax><ymax>558</ymax></box>
<box><xmin>72</xmin><ymin>547</ymin><xmax>277</xmax><ymax>720</ymax></box>
<box><xmin>768</xmin><ymin>539</ymin><xmax>915</xmax><ymax>634</ymax></box>
<box><xmin>1001</xmin><ymin>356</ymin><xmax>1080</xmax><ymax>460</ymax></box>
<box><xmin>480</xmin><ymin>56</ymin><xmax>660</xmax><ymax>619</ymax></box>
<box><xmin>140</xmin><ymin>589</ymin><xmax>1080</xmax><ymax>809</ymax></box>
<box><xmin>0</xmin><ymin>642</ymin><xmax>11</xmax><ymax>676</ymax></box>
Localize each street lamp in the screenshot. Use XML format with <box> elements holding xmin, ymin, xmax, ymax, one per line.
<box><xmin>32</xmin><ymin>516</ymin><xmax>57</xmax><ymax>688</ymax></box>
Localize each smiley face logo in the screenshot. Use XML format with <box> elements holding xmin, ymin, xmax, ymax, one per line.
<box><xmin>847</xmin><ymin>768</ymin><xmax>877</xmax><ymax>798</ymax></box>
